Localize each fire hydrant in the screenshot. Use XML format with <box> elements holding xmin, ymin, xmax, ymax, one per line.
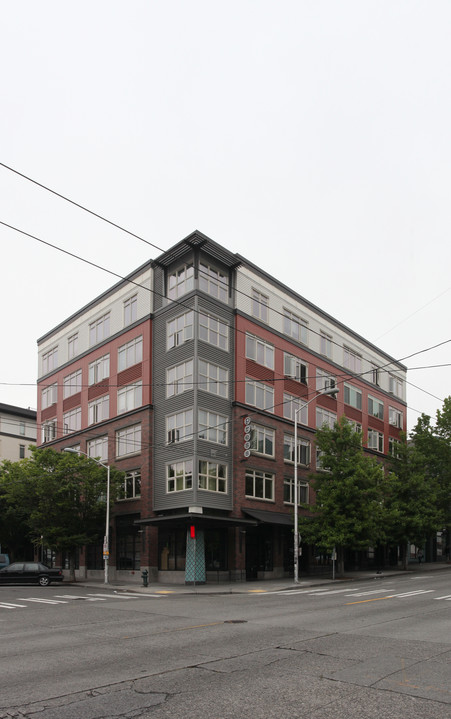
<box><xmin>141</xmin><ymin>569</ymin><xmax>148</xmax><ymax>587</ymax></box>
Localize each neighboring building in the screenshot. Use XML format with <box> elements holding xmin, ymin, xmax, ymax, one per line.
<box><xmin>0</xmin><ymin>403</ymin><xmax>37</xmax><ymax>463</ymax></box>
<box><xmin>36</xmin><ymin>230</ymin><xmax>407</xmax><ymax>583</ymax></box>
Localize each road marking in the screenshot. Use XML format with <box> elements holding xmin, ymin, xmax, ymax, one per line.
<box><xmin>393</xmin><ymin>590</ymin><xmax>435</xmax><ymax>598</ymax></box>
<box><xmin>345</xmin><ymin>589</ymin><xmax>395</xmax><ymax>597</ymax></box>
<box><xmin>86</xmin><ymin>593</ymin><xmax>141</xmax><ymax>599</ymax></box>
<box><xmin>434</xmin><ymin>595</ymin><xmax>451</xmax><ymax>600</ymax></box>
<box><xmin>18</xmin><ymin>598</ymin><xmax>68</xmax><ymax>604</ymax></box>
<box><xmin>346</xmin><ymin>596</ymin><xmax>394</xmax><ymax>605</ymax></box>
<box><xmin>0</xmin><ymin>602</ymin><xmax>27</xmax><ymax>609</ymax></box>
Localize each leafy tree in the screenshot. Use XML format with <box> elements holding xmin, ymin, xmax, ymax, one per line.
<box><xmin>0</xmin><ymin>447</ymin><xmax>124</xmax><ymax>578</ymax></box>
<box><xmin>299</xmin><ymin>417</ymin><xmax>385</xmax><ymax>576</ymax></box>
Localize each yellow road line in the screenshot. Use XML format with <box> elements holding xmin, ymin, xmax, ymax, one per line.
<box><xmin>346</xmin><ymin>596</ymin><xmax>394</xmax><ymax>605</ymax></box>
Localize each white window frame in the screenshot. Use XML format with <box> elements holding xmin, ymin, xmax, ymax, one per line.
<box><xmin>116</xmin><ymin>424</ymin><xmax>141</xmax><ymax>457</ymax></box>
<box><xmin>283</xmin><ymin>309</ymin><xmax>308</xmax><ymax>345</ymax></box>
<box><xmin>167</xmin><ymin>360</ymin><xmax>194</xmax><ymax>398</ymax></box>
<box><xmin>167</xmin><ymin>264</ymin><xmax>194</xmax><ymax>300</ymax></box>
<box><xmin>389</xmin><ymin>374</ymin><xmax>403</xmax><ymax>398</ymax></box>
<box><xmin>199</xmin><ymin>312</ymin><xmax>228</xmax><ymax>350</ymax></box>
<box><xmin>167</xmin><ymin>311</ymin><xmax>194</xmax><ymax>349</ymax></box>
<box><xmin>42</xmin><ymin>346</ymin><xmax>58</xmax><ymax>374</ymax></box>
<box><xmin>320</xmin><ymin>331</ymin><xmax>332</xmax><ymax>359</ymax></box>
<box><xmin>389</xmin><ymin>437</ymin><xmax>401</xmax><ymax>458</ymax></box>
<box><xmin>167</xmin><ymin>460</ymin><xmax>193</xmax><ymax>492</ymax></box>
<box><xmin>41</xmin><ymin>383</ymin><xmax>57</xmax><ymax>410</ymax></box>
<box><xmin>283</xmin><ymin>435</ymin><xmax>310</xmax><ymax>465</ymax></box>
<box><xmin>246</xmin><ymin>378</ymin><xmax>274</xmax><ymax>412</ymax></box>
<box><xmin>368</xmin><ymin>395</ymin><xmax>384</xmax><ymax>421</ymax></box>
<box><xmin>88</xmin><ymin>395</ymin><xmax>109</xmax><ymax>425</ymax></box>
<box><xmin>251</xmin><ymin>288</ymin><xmax>269</xmax><ymax>323</ymax></box>
<box><xmin>198</xmin><ymin>460</ymin><xmax>227</xmax><ymax>493</ymax></box>
<box><xmin>316</xmin><ymin>368</ymin><xmax>336</xmax><ymax>392</ymax></box>
<box><xmin>63</xmin><ymin>407</ymin><xmax>81</xmax><ymax>434</ymax></box>
<box><xmin>124</xmin><ymin>294</ymin><xmax>138</xmax><ymax>326</ymax></box>
<box><xmin>389</xmin><ymin>407</ymin><xmax>403</xmax><ymax>429</ymax></box>
<box><xmin>117</xmin><ymin>381</ymin><xmax>142</xmax><ymax>414</ymax></box>
<box><xmin>370</xmin><ymin>364</ymin><xmax>380</xmax><ymax>385</ymax></box>
<box><xmin>283</xmin><ymin>393</ymin><xmax>308</xmax><ymax>424</ymax></box>
<box><xmin>118</xmin><ymin>336</ymin><xmax>143</xmax><ymax>372</ymax></box>
<box><xmin>368</xmin><ymin>429</ymin><xmax>384</xmax><ymax>453</ymax></box>
<box><xmin>67</xmin><ymin>334</ymin><xmax>78</xmax><ymax>360</ymax></box>
<box><xmin>41</xmin><ymin>419</ymin><xmax>56</xmax><ymax>443</ymax></box>
<box><xmin>250</xmin><ymin>424</ymin><xmax>275</xmax><ymax>457</ymax></box>
<box><xmin>344</xmin><ymin>347</ymin><xmax>362</xmax><ymax>373</ymax></box>
<box><xmin>166</xmin><ymin>409</ymin><xmax>194</xmax><ymax>444</ymax></box>
<box><xmin>198</xmin><ymin>360</ymin><xmax>228</xmax><ymax>398</ymax></box>
<box><xmin>316</xmin><ymin>407</ymin><xmax>337</xmax><ymax>429</ymax></box>
<box><xmin>199</xmin><ymin>262</ymin><xmax>228</xmax><ymax>302</ymax></box>
<box><xmin>121</xmin><ymin>470</ymin><xmax>141</xmax><ymax>499</ymax></box>
<box><xmin>344</xmin><ymin>383</ymin><xmax>362</xmax><ymax>410</ymax></box>
<box><xmin>63</xmin><ymin>369</ymin><xmax>82</xmax><ymax>399</ymax></box>
<box><xmin>284</xmin><ymin>353</ymin><xmax>307</xmax><ymax>383</ymax></box>
<box><xmin>284</xmin><ymin>478</ymin><xmax>309</xmax><ymax>505</ymax></box>
<box><xmin>87</xmin><ymin>435</ymin><xmax>108</xmax><ymax>461</ymax></box>
<box><xmin>245</xmin><ymin>469</ymin><xmax>274</xmax><ymax>501</ymax></box>
<box><xmin>89</xmin><ymin>354</ymin><xmax>109</xmax><ymax>386</ymax></box>
<box><xmin>89</xmin><ymin>313</ymin><xmax>110</xmax><ymax>346</ymax></box>
<box><xmin>246</xmin><ymin>334</ymin><xmax>274</xmax><ymax>369</ymax></box>
<box><xmin>198</xmin><ymin>409</ymin><xmax>228</xmax><ymax>445</ymax></box>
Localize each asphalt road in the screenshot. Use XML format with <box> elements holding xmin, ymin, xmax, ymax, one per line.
<box><xmin>0</xmin><ymin>570</ymin><xmax>450</xmax><ymax>719</ymax></box>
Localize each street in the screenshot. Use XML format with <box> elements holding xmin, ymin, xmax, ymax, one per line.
<box><xmin>0</xmin><ymin>569</ymin><xmax>450</xmax><ymax>718</ymax></box>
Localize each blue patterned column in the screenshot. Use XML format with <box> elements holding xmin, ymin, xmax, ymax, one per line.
<box><xmin>185</xmin><ymin>529</ymin><xmax>206</xmax><ymax>584</ymax></box>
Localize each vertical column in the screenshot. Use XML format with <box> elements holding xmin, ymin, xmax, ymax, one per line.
<box><xmin>185</xmin><ymin>528</ymin><xmax>206</xmax><ymax>584</ymax></box>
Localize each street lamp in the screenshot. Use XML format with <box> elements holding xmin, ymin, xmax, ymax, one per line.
<box><xmin>293</xmin><ymin>385</ymin><xmax>339</xmax><ymax>583</ymax></box>
<box><xmin>64</xmin><ymin>447</ymin><xmax>111</xmax><ymax>585</ymax></box>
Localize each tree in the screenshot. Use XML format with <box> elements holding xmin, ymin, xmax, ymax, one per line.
<box><xmin>299</xmin><ymin>417</ymin><xmax>386</xmax><ymax>576</ymax></box>
<box><xmin>0</xmin><ymin>447</ymin><xmax>124</xmax><ymax>578</ymax></box>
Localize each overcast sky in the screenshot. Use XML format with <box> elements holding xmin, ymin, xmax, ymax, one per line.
<box><xmin>1</xmin><ymin>1</ymin><xmax>450</xmax><ymax>432</ymax></box>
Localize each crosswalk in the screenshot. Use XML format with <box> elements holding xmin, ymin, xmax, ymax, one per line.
<box><xmin>0</xmin><ymin>592</ymin><xmax>164</xmax><ymax>611</ymax></box>
<box><xmin>257</xmin><ymin>585</ymin><xmax>451</xmax><ymax>603</ymax></box>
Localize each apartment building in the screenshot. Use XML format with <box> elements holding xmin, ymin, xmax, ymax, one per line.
<box><xmin>37</xmin><ymin>231</ymin><xmax>407</xmax><ymax>583</ymax></box>
<box><xmin>0</xmin><ymin>403</ymin><xmax>37</xmax><ymax>463</ymax></box>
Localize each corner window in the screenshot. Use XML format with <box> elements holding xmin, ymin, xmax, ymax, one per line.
<box><xmin>167</xmin><ymin>360</ymin><xmax>194</xmax><ymax>398</ymax></box>
<box><xmin>167</xmin><ymin>311</ymin><xmax>194</xmax><ymax>349</ymax></box>
<box><xmin>199</xmin><ymin>312</ymin><xmax>228</xmax><ymax>350</ymax></box>
<box><xmin>199</xmin><ymin>262</ymin><xmax>228</xmax><ymax>302</ymax></box>
<box><xmin>167</xmin><ymin>264</ymin><xmax>194</xmax><ymax>300</ymax></box>
<box><xmin>198</xmin><ymin>460</ymin><xmax>227</xmax><ymax>493</ymax></box>
<box><xmin>198</xmin><ymin>409</ymin><xmax>228</xmax><ymax>445</ymax></box>
<box><xmin>166</xmin><ymin>409</ymin><xmax>193</xmax><ymax>444</ymax></box>
<box><xmin>167</xmin><ymin>460</ymin><xmax>193</xmax><ymax>492</ymax></box>
<box><xmin>198</xmin><ymin>360</ymin><xmax>228</xmax><ymax>397</ymax></box>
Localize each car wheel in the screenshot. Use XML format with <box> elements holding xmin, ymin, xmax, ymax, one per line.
<box><xmin>38</xmin><ymin>576</ymin><xmax>50</xmax><ymax>587</ymax></box>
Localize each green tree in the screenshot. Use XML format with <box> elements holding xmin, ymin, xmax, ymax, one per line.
<box><xmin>299</xmin><ymin>417</ymin><xmax>385</xmax><ymax>576</ymax></box>
<box><xmin>0</xmin><ymin>447</ymin><xmax>124</xmax><ymax>578</ymax></box>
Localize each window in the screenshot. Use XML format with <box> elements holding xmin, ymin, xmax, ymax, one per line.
<box><xmin>246</xmin><ymin>379</ymin><xmax>274</xmax><ymax>412</ymax></box>
<box><xmin>283</xmin><ymin>478</ymin><xmax>309</xmax><ymax>505</ymax></box>
<box><xmin>284</xmin><ymin>353</ymin><xmax>307</xmax><ymax>383</ymax></box>
<box><xmin>198</xmin><ymin>360</ymin><xmax>228</xmax><ymax>397</ymax></box>
<box><xmin>250</xmin><ymin>424</ymin><xmax>275</xmax><ymax>457</ymax></box>
<box><xmin>124</xmin><ymin>295</ymin><xmax>138</xmax><ymax>325</ymax></box>
<box><xmin>316</xmin><ymin>407</ymin><xmax>337</xmax><ymax>429</ymax></box>
<box><xmin>167</xmin><ymin>311</ymin><xmax>194</xmax><ymax>349</ymax></box>
<box><xmin>68</xmin><ymin>334</ymin><xmax>78</xmax><ymax>359</ymax></box>
<box><xmin>118</xmin><ymin>382</ymin><xmax>142</xmax><ymax>414</ymax></box>
<box><xmin>320</xmin><ymin>332</ymin><xmax>332</xmax><ymax>359</ymax></box>
<box><xmin>283</xmin><ymin>393</ymin><xmax>308</xmax><ymax>424</ymax></box>
<box><xmin>118</xmin><ymin>336</ymin><xmax>143</xmax><ymax>372</ymax></box>
<box><xmin>19</xmin><ymin>422</ymin><xmax>25</xmax><ymax>436</ymax></box>
<box><xmin>198</xmin><ymin>409</ymin><xmax>228</xmax><ymax>445</ymax></box>
<box><xmin>89</xmin><ymin>354</ymin><xmax>110</xmax><ymax>385</ymax></box>
<box><xmin>368</xmin><ymin>396</ymin><xmax>384</xmax><ymax>420</ymax></box>
<box><xmin>63</xmin><ymin>407</ymin><xmax>81</xmax><ymax>434</ymax></box>
<box><xmin>368</xmin><ymin>429</ymin><xmax>384</xmax><ymax>452</ymax></box>
<box><xmin>87</xmin><ymin>435</ymin><xmax>108</xmax><ymax>461</ymax></box>
<box><xmin>198</xmin><ymin>460</ymin><xmax>227</xmax><ymax>493</ymax></box>
<box><xmin>167</xmin><ymin>360</ymin><xmax>193</xmax><ymax>397</ymax></box>
<box><xmin>251</xmin><ymin>288</ymin><xmax>269</xmax><ymax>322</ymax></box>
<box><xmin>344</xmin><ymin>383</ymin><xmax>362</xmax><ymax>410</ymax></box>
<box><xmin>246</xmin><ymin>334</ymin><xmax>274</xmax><ymax>369</ymax></box>
<box><xmin>199</xmin><ymin>312</ymin><xmax>228</xmax><ymax>350</ymax></box>
<box><xmin>42</xmin><ymin>346</ymin><xmax>58</xmax><ymax>374</ymax></box>
<box><xmin>116</xmin><ymin>515</ymin><xmax>140</xmax><ymax>570</ymax></box>
<box><xmin>89</xmin><ymin>313</ymin><xmax>110</xmax><ymax>346</ymax></box>
<box><xmin>245</xmin><ymin>469</ymin><xmax>274</xmax><ymax>501</ymax></box>
<box><xmin>316</xmin><ymin>368</ymin><xmax>336</xmax><ymax>392</ymax></box>
<box><xmin>166</xmin><ymin>409</ymin><xmax>193</xmax><ymax>443</ymax></box>
<box><xmin>389</xmin><ymin>437</ymin><xmax>401</xmax><ymax>458</ymax></box>
<box><xmin>389</xmin><ymin>374</ymin><xmax>403</xmax><ymax>397</ymax></box>
<box><xmin>41</xmin><ymin>420</ymin><xmax>56</xmax><ymax>443</ymax></box>
<box><xmin>389</xmin><ymin>407</ymin><xmax>403</xmax><ymax>429</ymax></box>
<box><xmin>121</xmin><ymin>470</ymin><xmax>141</xmax><ymax>499</ymax></box>
<box><xmin>88</xmin><ymin>395</ymin><xmax>109</xmax><ymax>425</ymax></box>
<box><xmin>41</xmin><ymin>383</ymin><xmax>57</xmax><ymax>409</ymax></box>
<box><xmin>283</xmin><ymin>309</ymin><xmax>308</xmax><ymax>345</ymax></box>
<box><xmin>370</xmin><ymin>364</ymin><xmax>380</xmax><ymax>385</ymax></box>
<box><xmin>344</xmin><ymin>418</ymin><xmax>362</xmax><ymax>435</ymax></box>
<box><xmin>63</xmin><ymin>369</ymin><xmax>82</xmax><ymax>398</ymax></box>
<box><xmin>283</xmin><ymin>435</ymin><xmax>310</xmax><ymax>465</ymax></box>
<box><xmin>168</xmin><ymin>264</ymin><xmax>194</xmax><ymax>300</ymax></box>
<box><xmin>19</xmin><ymin>444</ymin><xmax>25</xmax><ymax>459</ymax></box>
<box><xmin>167</xmin><ymin>460</ymin><xmax>193</xmax><ymax>492</ymax></box>
<box><xmin>344</xmin><ymin>347</ymin><xmax>361</xmax><ymax>373</ymax></box>
<box><xmin>116</xmin><ymin>424</ymin><xmax>141</xmax><ymax>457</ymax></box>
<box><xmin>199</xmin><ymin>262</ymin><xmax>228</xmax><ymax>301</ymax></box>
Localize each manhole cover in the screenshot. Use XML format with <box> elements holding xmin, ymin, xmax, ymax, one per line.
<box><xmin>224</xmin><ymin>620</ymin><xmax>247</xmax><ymax>624</ymax></box>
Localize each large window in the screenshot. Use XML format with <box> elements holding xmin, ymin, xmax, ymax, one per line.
<box><xmin>389</xmin><ymin>407</ymin><xmax>403</xmax><ymax>429</ymax></box>
<box><xmin>67</xmin><ymin>334</ymin><xmax>78</xmax><ymax>360</ymax></box>
<box><xmin>87</xmin><ymin>435</ymin><xmax>108</xmax><ymax>461</ymax></box>
<box><xmin>166</xmin><ymin>409</ymin><xmax>193</xmax><ymax>444</ymax></box>
<box><xmin>89</xmin><ymin>313</ymin><xmax>110</xmax><ymax>346</ymax></box>
<box><xmin>63</xmin><ymin>369</ymin><xmax>82</xmax><ymax>399</ymax></box>
<box><xmin>167</xmin><ymin>360</ymin><xmax>193</xmax><ymax>397</ymax></box>
<box><xmin>251</xmin><ymin>288</ymin><xmax>269</xmax><ymax>322</ymax></box>
<box><xmin>168</xmin><ymin>264</ymin><xmax>194</xmax><ymax>300</ymax></box>
<box><xmin>88</xmin><ymin>395</ymin><xmax>109</xmax><ymax>425</ymax></box>
<box><xmin>116</xmin><ymin>515</ymin><xmax>140</xmax><ymax>570</ymax></box>
<box><xmin>246</xmin><ymin>379</ymin><xmax>274</xmax><ymax>412</ymax></box>
<box><xmin>198</xmin><ymin>360</ymin><xmax>228</xmax><ymax>397</ymax></box>
<box><xmin>283</xmin><ymin>435</ymin><xmax>310</xmax><ymax>465</ymax></box>
<box><xmin>344</xmin><ymin>383</ymin><xmax>362</xmax><ymax>410</ymax></box>
<box><xmin>283</xmin><ymin>309</ymin><xmax>308</xmax><ymax>345</ymax></box>
<box><xmin>63</xmin><ymin>407</ymin><xmax>81</xmax><ymax>434</ymax></box>
<box><xmin>116</xmin><ymin>424</ymin><xmax>141</xmax><ymax>457</ymax></box>
<box><xmin>316</xmin><ymin>368</ymin><xmax>336</xmax><ymax>392</ymax></box>
<box><xmin>245</xmin><ymin>469</ymin><xmax>274</xmax><ymax>501</ymax></box>
<box><xmin>284</xmin><ymin>353</ymin><xmax>307</xmax><ymax>383</ymax></box>
<box><xmin>118</xmin><ymin>382</ymin><xmax>142</xmax><ymax>414</ymax></box>
<box><xmin>250</xmin><ymin>424</ymin><xmax>275</xmax><ymax>457</ymax></box>
<box><xmin>42</xmin><ymin>346</ymin><xmax>58</xmax><ymax>374</ymax></box>
<box><xmin>246</xmin><ymin>334</ymin><xmax>274</xmax><ymax>369</ymax></box>
<box><xmin>41</xmin><ymin>383</ymin><xmax>57</xmax><ymax>409</ymax></box>
<box><xmin>167</xmin><ymin>311</ymin><xmax>194</xmax><ymax>349</ymax></box>
<box><xmin>389</xmin><ymin>374</ymin><xmax>403</xmax><ymax>397</ymax></box>
<box><xmin>283</xmin><ymin>393</ymin><xmax>308</xmax><ymax>424</ymax></box>
<box><xmin>320</xmin><ymin>332</ymin><xmax>332</xmax><ymax>359</ymax></box>
<box><xmin>118</xmin><ymin>336</ymin><xmax>143</xmax><ymax>371</ymax></box>
<box><xmin>316</xmin><ymin>407</ymin><xmax>337</xmax><ymax>429</ymax></box>
<box><xmin>89</xmin><ymin>354</ymin><xmax>110</xmax><ymax>385</ymax></box>
<box><xmin>198</xmin><ymin>461</ymin><xmax>227</xmax><ymax>493</ymax></box>
<box><xmin>389</xmin><ymin>437</ymin><xmax>401</xmax><ymax>458</ymax></box>
<box><xmin>284</xmin><ymin>478</ymin><xmax>309</xmax><ymax>505</ymax></box>
<box><xmin>41</xmin><ymin>419</ymin><xmax>56</xmax><ymax>443</ymax></box>
<box><xmin>124</xmin><ymin>295</ymin><xmax>137</xmax><ymax>326</ymax></box>
<box><xmin>120</xmin><ymin>470</ymin><xmax>141</xmax><ymax>500</ymax></box>
<box><xmin>198</xmin><ymin>409</ymin><xmax>228</xmax><ymax>445</ymax></box>
<box><xmin>368</xmin><ymin>396</ymin><xmax>384</xmax><ymax>420</ymax></box>
<box><xmin>199</xmin><ymin>262</ymin><xmax>228</xmax><ymax>302</ymax></box>
<box><xmin>368</xmin><ymin>429</ymin><xmax>384</xmax><ymax>452</ymax></box>
<box><xmin>344</xmin><ymin>347</ymin><xmax>361</xmax><ymax>373</ymax></box>
<box><xmin>199</xmin><ymin>312</ymin><xmax>228</xmax><ymax>350</ymax></box>
<box><xmin>167</xmin><ymin>460</ymin><xmax>193</xmax><ymax>492</ymax></box>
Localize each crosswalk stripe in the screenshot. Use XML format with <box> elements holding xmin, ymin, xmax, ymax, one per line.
<box><xmin>0</xmin><ymin>602</ymin><xmax>27</xmax><ymax>609</ymax></box>
<box><xmin>18</xmin><ymin>598</ymin><xmax>68</xmax><ymax>604</ymax></box>
<box><xmin>434</xmin><ymin>595</ymin><xmax>451</xmax><ymax>600</ymax></box>
<box><xmin>393</xmin><ymin>590</ymin><xmax>435</xmax><ymax>598</ymax></box>
<box><xmin>345</xmin><ymin>589</ymin><xmax>393</xmax><ymax>597</ymax></box>
<box><xmin>87</xmin><ymin>593</ymin><xmax>140</xmax><ymax>599</ymax></box>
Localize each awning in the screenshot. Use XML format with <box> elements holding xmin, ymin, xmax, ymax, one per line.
<box><xmin>135</xmin><ymin>512</ymin><xmax>257</xmax><ymax>529</ymax></box>
<box><xmin>241</xmin><ymin>508</ymin><xmax>294</xmax><ymax>526</ymax></box>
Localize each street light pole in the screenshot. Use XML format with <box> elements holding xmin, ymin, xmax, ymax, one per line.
<box><xmin>293</xmin><ymin>385</ymin><xmax>339</xmax><ymax>584</ymax></box>
<box><xmin>64</xmin><ymin>447</ymin><xmax>111</xmax><ymax>585</ymax></box>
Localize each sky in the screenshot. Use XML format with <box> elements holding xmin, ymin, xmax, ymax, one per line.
<box><xmin>1</xmin><ymin>1</ymin><xmax>450</xmax><ymax>432</ymax></box>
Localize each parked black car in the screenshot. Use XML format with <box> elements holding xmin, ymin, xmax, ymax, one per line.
<box><xmin>0</xmin><ymin>562</ymin><xmax>63</xmax><ymax>586</ymax></box>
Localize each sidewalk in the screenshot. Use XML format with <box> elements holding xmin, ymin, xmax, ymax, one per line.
<box><xmin>72</xmin><ymin>561</ymin><xmax>451</xmax><ymax>595</ymax></box>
